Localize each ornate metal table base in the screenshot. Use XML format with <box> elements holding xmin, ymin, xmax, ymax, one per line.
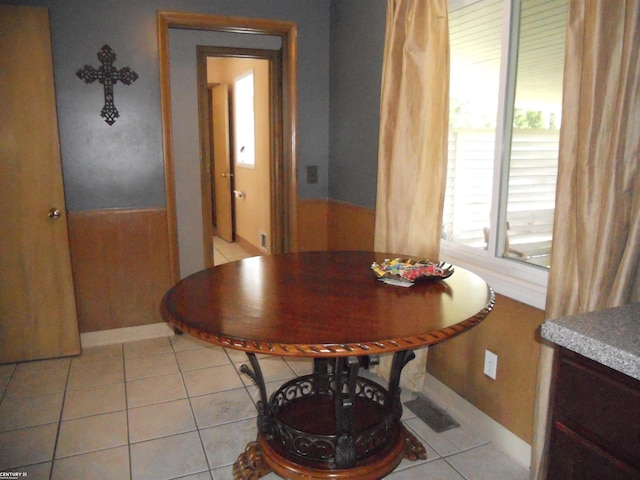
<box><xmin>233</xmin><ymin>351</ymin><xmax>427</xmax><ymax>480</ymax></box>
<box><xmin>233</xmin><ymin>441</ymin><xmax>271</xmax><ymax>480</ymax></box>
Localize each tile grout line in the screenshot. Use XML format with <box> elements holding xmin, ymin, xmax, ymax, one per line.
<box><xmin>121</xmin><ymin>342</ymin><xmax>133</xmax><ymax>480</ymax></box>
<box><xmin>124</xmin><ymin>337</ymin><xmax>210</xmax><ymax>478</ymax></box>
<box><xmin>0</xmin><ymin>364</ymin><xmax>17</xmax><ymax>405</ymax></box>
<box><xmin>440</xmin><ymin>441</ymin><xmax>494</xmax><ymax>480</ymax></box>
<box><xmin>171</xmin><ymin>337</ymin><xmax>215</xmax><ymax>480</ymax></box>
<box><xmin>52</xmin><ymin>347</ymin><xmax>131</xmax><ymax>475</ymax></box>
<box><xmin>48</xmin><ymin>357</ymin><xmax>73</xmax><ymax>480</ymax></box>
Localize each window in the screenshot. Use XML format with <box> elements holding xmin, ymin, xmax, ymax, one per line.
<box><xmin>442</xmin><ymin>0</ymin><xmax>567</xmax><ymax>308</ymax></box>
<box><xmin>233</xmin><ymin>70</ymin><xmax>256</xmax><ymax>168</ymax></box>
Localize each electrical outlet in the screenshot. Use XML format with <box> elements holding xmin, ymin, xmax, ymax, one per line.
<box><xmin>484</xmin><ymin>350</ymin><xmax>498</xmax><ymax>380</ymax></box>
<box><xmin>306</xmin><ymin>165</ymin><xmax>318</xmax><ymax>184</ymax></box>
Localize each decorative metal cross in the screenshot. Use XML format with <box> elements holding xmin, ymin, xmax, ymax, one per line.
<box><xmin>76</xmin><ymin>44</ymin><xmax>138</xmax><ymax>125</ymax></box>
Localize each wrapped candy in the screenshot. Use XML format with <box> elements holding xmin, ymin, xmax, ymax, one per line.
<box><xmin>371</xmin><ymin>258</ymin><xmax>454</xmax><ymax>285</ymax></box>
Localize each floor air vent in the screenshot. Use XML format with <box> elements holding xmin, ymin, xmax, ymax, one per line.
<box><xmin>404</xmin><ymin>394</ymin><xmax>460</xmax><ymax>433</ymax></box>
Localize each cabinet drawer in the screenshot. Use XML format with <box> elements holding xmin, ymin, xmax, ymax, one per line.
<box><xmin>548</xmin><ymin>422</ymin><xmax>640</xmax><ymax>480</ymax></box>
<box><xmin>554</xmin><ymin>350</ymin><xmax>640</xmax><ymax>468</ymax></box>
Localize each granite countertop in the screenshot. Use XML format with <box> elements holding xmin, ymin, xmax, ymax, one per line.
<box><xmin>541</xmin><ymin>303</ymin><xmax>640</xmax><ymax>381</ymax></box>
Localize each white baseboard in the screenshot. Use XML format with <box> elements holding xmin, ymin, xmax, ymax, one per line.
<box><xmin>423</xmin><ymin>372</ymin><xmax>532</xmax><ymax>470</ymax></box>
<box><xmin>80</xmin><ymin>322</ymin><xmax>175</xmax><ymax>348</ymax></box>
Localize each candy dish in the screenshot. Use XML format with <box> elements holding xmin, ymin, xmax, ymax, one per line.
<box><xmin>371</xmin><ymin>258</ymin><xmax>454</xmax><ymax>286</ymax></box>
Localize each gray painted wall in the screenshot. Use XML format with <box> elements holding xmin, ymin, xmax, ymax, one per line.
<box><xmin>329</xmin><ymin>0</ymin><xmax>387</xmax><ymax>210</ymax></box>
<box><xmin>6</xmin><ymin>0</ymin><xmax>387</xmax><ymax>213</ymax></box>
<box><xmin>6</xmin><ymin>0</ymin><xmax>331</xmax><ymax>211</ymax></box>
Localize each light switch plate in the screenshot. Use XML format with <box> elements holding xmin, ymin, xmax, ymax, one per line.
<box><xmin>306</xmin><ymin>165</ymin><xmax>318</xmax><ymax>184</ymax></box>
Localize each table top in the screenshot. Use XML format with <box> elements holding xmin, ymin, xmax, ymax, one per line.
<box><xmin>161</xmin><ymin>251</ymin><xmax>495</xmax><ymax>357</ymax></box>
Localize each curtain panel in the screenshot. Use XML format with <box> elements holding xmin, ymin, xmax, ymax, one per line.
<box><xmin>373</xmin><ymin>0</ymin><xmax>450</xmax><ymax>391</ymax></box>
<box><xmin>532</xmin><ymin>1</ymin><xmax>640</xmax><ymax>478</ymax></box>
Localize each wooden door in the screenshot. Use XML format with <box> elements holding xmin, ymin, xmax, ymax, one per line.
<box><xmin>211</xmin><ymin>84</ymin><xmax>234</xmax><ymax>243</ymax></box>
<box><xmin>0</xmin><ymin>5</ymin><xmax>81</xmax><ymax>363</ymax></box>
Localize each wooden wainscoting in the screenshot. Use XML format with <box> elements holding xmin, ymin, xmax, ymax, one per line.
<box><xmin>297</xmin><ymin>199</ymin><xmax>329</xmax><ymax>251</ymax></box>
<box><xmin>426</xmin><ymin>293</ymin><xmax>545</xmax><ymax>445</ymax></box>
<box><xmin>296</xmin><ymin>199</ymin><xmax>375</xmax><ymax>252</ymax></box>
<box><xmin>328</xmin><ymin>200</ymin><xmax>375</xmax><ymax>251</ymax></box>
<box><xmin>67</xmin><ymin>208</ymin><xmax>173</xmax><ymax>333</ymax></box>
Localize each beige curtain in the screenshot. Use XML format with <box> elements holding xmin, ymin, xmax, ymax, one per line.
<box><xmin>531</xmin><ymin>1</ymin><xmax>640</xmax><ymax>478</ymax></box>
<box><xmin>373</xmin><ymin>0</ymin><xmax>450</xmax><ymax>392</ymax></box>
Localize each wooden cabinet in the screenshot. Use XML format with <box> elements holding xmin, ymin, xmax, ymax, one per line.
<box><xmin>547</xmin><ymin>348</ymin><xmax>640</xmax><ymax>479</ymax></box>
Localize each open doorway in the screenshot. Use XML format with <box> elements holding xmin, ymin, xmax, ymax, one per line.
<box><xmin>197</xmin><ymin>47</ymin><xmax>281</xmax><ymax>267</ymax></box>
<box><xmin>157</xmin><ymin>12</ymin><xmax>298</xmax><ymax>282</ymax></box>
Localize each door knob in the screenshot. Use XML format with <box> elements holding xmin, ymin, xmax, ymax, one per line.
<box><xmin>221</xmin><ymin>172</ymin><xmax>234</xmax><ymax>178</ymax></box>
<box><xmin>48</xmin><ymin>208</ymin><xmax>61</xmax><ymax>220</ymax></box>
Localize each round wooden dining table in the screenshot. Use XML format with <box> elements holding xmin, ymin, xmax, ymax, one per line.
<box><xmin>162</xmin><ymin>251</ymin><xmax>494</xmax><ymax>480</ymax></box>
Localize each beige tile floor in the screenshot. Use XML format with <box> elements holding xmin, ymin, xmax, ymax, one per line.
<box><xmin>0</xmin><ymin>245</ymin><xmax>529</xmax><ymax>479</ymax></box>
<box><xmin>0</xmin><ymin>336</ymin><xmax>529</xmax><ymax>480</ymax></box>
<box><xmin>213</xmin><ymin>236</ymin><xmax>256</xmax><ymax>265</ymax></box>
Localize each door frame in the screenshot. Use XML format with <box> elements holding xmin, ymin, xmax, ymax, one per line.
<box><xmin>197</xmin><ymin>46</ymin><xmax>282</xmax><ymax>267</ymax></box>
<box><xmin>158</xmin><ymin>11</ymin><xmax>298</xmax><ymax>282</ymax></box>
